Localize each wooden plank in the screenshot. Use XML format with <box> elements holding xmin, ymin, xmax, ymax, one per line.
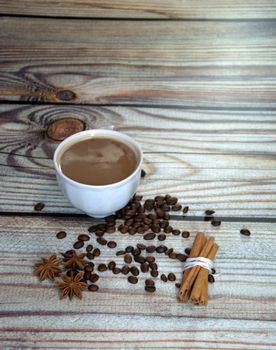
<box><xmin>0</xmin><ymin>216</ymin><xmax>275</xmax><ymax>349</ymax></box>
<box><xmin>1</xmin><ymin>104</ymin><xmax>276</xmax><ymax>217</ymax></box>
<box><xmin>1</xmin><ymin>17</ymin><xmax>276</xmax><ymax>107</ymax></box>
<box><xmin>0</xmin><ymin>0</ymin><xmax>276</xmax><ymax>19</ymax></box>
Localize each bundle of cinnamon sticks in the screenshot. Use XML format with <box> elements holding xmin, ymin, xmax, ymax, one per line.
<box><xmin>179</xmin><ymin>232</ymin><xmax>218</xmax><ymax>305</ymax></box>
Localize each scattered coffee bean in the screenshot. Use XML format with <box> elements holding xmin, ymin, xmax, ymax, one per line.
<box><xmin>86</xmin><ymin>244</ymin><xmax>93</xmax><ymax>252</ymax></box>
<box><xmin>107</xmin><ymin>241</ymin><xmax>117</xmax><ymax>249</ymax></box>
<box><xmin>182</xmin><ymin>206</ymin><xmax>189</xmax><ymax>214</ymax></box>
<box><xmin>88</xmin><ymin>284</ymin><xmax>99</xmax><ymax>292</ymax></box>
<box><xmin>149</xmin><ymin>262</ymin><xmax>158</xmax><ymax>270</ymax></box>
<box><xmin>78</xmin><ymin>234</ymin><xmax>90</xmax><ymax>241</ymax></box>
<box><xmin>119</xmin><ymin>225</ymin><xmax>129</xmax><ymax>234</ymax></box>
<box><xmin>98</xmin><ymin>264</ymin><xmax>107</xmax><ymax>272</ymax></box>
<box><xmin>145</xmin><ymin>285</ymin><xmax>156</xmax><ymax>293</ymax></box>
<box><xmin>121</xmin><ymin>265</ymin><xmax>130</xmax><ymax>275</ymax></box>
<box><xmin>137</xmin><ymin>243</ymin><xmax>146</xmax><ymax>250</ymax></box>
<box><xmin>182</xmin><ymin>231</ymin><xmax>190</xmax><ymax>238</ymax></box>
<box><xmin>168</xmin><ymin>273</ymin><xmax>176</xmax><ymax>281</ymax></box>
<box><xmin>165</xmin><ymin>248</ymin><xmax>173</xmax><ymax>256</ymax></box>
<box><xmin>151</xmin><ymin>224</ymin><xmax>161</xmax><ymax>233</ymax></box>
<box><xmin>141</xmin><ymin>262</ymin><xmax>149</xmax><ymax>273</ymax></box>
<box><xmin>205</xmin><ymin>209</ymin><xmax>215</xmax><ymax>216</ymax></box>
<box><xmin>112</xmin><ymin>267</ymin><xmax>121</xmax><ymax>274</ymax></box>
<box><xmin>125</xmin><ymin>246</ymin><xmax>134</xmax><ymax>253</ymax></box>
<box><xmin>145</xmin><ymin>256</ymin><xmax>155</xmax><ymax>263</ymax></box>
<box><xmin>84</xmin><ymin>264</ymin><xmax>94</xmax><ymax>272</ymax></box>
<box><xmin>86</xmin><ymin>252</ymin><xmax>94</xmax><ymax>260</ymax></box>
<box><xmin>164</xmin><ymin>226</ymin><xmax>173</xmax><ymax>233</ymax></box>
<box><xmin>108</xmin><ymin>261</ymin><xmax>116</xmax><ymax>270</ymax></box>
<box><xmin>151</xmin><ymin>270</ymin><xmax>159</xmax><ymax>277</ymax></box>
<box><xmin>208</xmin><ymin>274</ymin><xmax>215</xmax><ymax>283</ymax></box>
<box><xmin>144</xmin><ymin>232</ymin><xmax>156</xmax><ymax>240</ymax></box>
<box><xmin>132</xmin><ymin>248</ymin><xmax>141</xmax><ymax>256</ymax></box>
<box><xmin>146</xmin><ymin>245</ymin><xmax>156</xmax><ymax>253</ymax></box>
<box><xmin>240</xmin><ymin>229</ymin><xmax>251</xmax><ymax>236</ymax></box>
<box><xmin>130</xmin><ymin>266</ymin><xmax>139</xmax><ymax>276</ymax></box>
<box><xmin>97</xmin><ymin>237</ymin><xmax>107</xmax><ymax>245</ymax></box>
<box><xmin>124</xmin><ymin>254</ymin><xmax>132</xmax><ymax>264</ymax></box>
<box><xmin>161</xmin><ymin>274</ymin><xmax>168</xmax><ymax>282</ymax></box>
<box><xmin>176</xmin><ymin>253</ymin><xmax>187</xmax><ymax>262</ymax></box>
<box><xmin>73</xmin><ymin>240</ymin><xmax>84</xmax><ymax>249</ymax></box>
<box><xmin>175</xmin><ymin>283</ymin><xmax>181</xmax><ymax>288</ymax></box>
<box><xmin>155</xmin><ymin>208</ymin><xmax>165</xmax><ymax>218</ymax></box>
<box><xmin>141</xmin><ymin>169</ymin><xmax>146</xmax><ymax>178</ymax></box>
<box><xmin>156</xmin><ymin>245</ymin><xmax>167</xmax><ymax>254</ymax></box>
<box><xmin>128</xmin><ymin>276</ymin><xmax>138</xmax><ymax>284</ymax></box>
<box><xmin>172</xmin><ymin>229</ymin><xmax>181</xmax><ymax>236</ymax></box>
<box><xmin>171</xmin><ymin>204</ymin><xmax>182</xmax><ymax>211</ymax></box>
<box><xmin>34</xmin><ymin>202</ymin><xmax>45</xmax><ymax>211</ymax></box>
<box><xmin>89</xmin><ymin>274</ymin><xmax>99</xmax><ymax>283</ymax></box>
<box><xmin>211</xmin><ymin>219</ymin><xmax>221</xmax><ymax>227</ymax></box>
<box><xmin>145</xmin><ymin>279</ymin><xmax>155</xmax><ymax>287</ymax></box>
<box><xmin>158</xmin><ymin>234</ymin><xmax>166</xmax><ymax>241</ymax></box>
<box><xmin>84</xmin><ymin>271</ymin><xmax>91</xmax><ymax>280</ymax></box>
<box><xmin>88</xmin><ymin>225</ymin><xmax>98</xmax><ymax>233</ymax></box>
<box><xmin>184</xmin><ymin>247</ymin><xmax>191</xmax><ymax>255</ymax></box>
<box><xmin>56</xmin><ymin>231</ymin><xmax>66</xmax><ymax>239</ymax></box>
<box><xmin>134</xmin><ymin>255</ymin><xmax>145</xmax><ymax>264</ymax></box>
<box><xmin>116</xmin><ymin>250</ymin><xmax>125</xmax><ymax>256</ymax></box>
<box><xmin>93</xmin><ymin>248</ymin><xmax>101</xmax><ymax>257</ymax></box>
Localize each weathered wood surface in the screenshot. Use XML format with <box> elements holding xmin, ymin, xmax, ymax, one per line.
<box><xmin>1</xmin><ymin>17</ymin><xmax>276</xmax><ymax>107</ymax></box>
<box><xmin>1</xmin><ymin>104</ymin><xmax>276</xmax><ymax>217</ymax></box>
<box><xmin>1</xmin><ymin>0</ymin><xmax>276</xmax><ymax>19</ymax></box>
<box><xmin>0</xmin><ymin>216</ymin><xmax>275</xmax><ymax>349</ymax></box>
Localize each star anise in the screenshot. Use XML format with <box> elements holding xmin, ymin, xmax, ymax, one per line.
<box><xmin>34</xmin><ymin>254</ymin><xmax>62</xmax><ymax>281</ymax></box>
<box><xmin>55</xmin><ymin>271</ymin><xmax>87</xmax><ymax>300</ymax></box>
<box><xmin>63</xmin><ymin>251</ymin><xmax>86</xmax><ymax>270</ymax></box>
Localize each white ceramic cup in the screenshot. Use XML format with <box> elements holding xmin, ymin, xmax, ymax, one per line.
<box><xmin>53</xmin><ymin>129</ymin><xmax>143</xmax><ymax>218</ymax></box>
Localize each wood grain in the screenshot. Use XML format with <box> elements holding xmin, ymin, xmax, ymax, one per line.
<box><xmin>0</xmin><ymin>0</ymin><xmax>276</xmax><ymax>19</ymax></box>
<box><xmin>0</xmin><ymin>215</ymin><xmax>275</xmax><ymax>349</ymax></box>
<box><xmin>1</xmin><ymin>17</ymin><xmax>276</xmax><ymax>107</ymax></box>
<box><xmin>0</xmin><ymin>103</ymin><xmax>275</xmax><ymax>217</ymax></box>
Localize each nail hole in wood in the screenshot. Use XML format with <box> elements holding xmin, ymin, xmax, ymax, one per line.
<box><xmin>56</xmin><ymin>90</ymin><xmax>76</xmax><ymax>101</ymax></box>
<box><xmin>47</xmin><ymin>118</ymin><xmax>86</xmax><ymax>141</ymax></box>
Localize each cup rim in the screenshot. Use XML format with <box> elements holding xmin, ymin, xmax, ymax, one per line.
<box><xmin>53</xmin><ymin>129</ymin><xmax>143</xmax><ymax>189</ymax></box>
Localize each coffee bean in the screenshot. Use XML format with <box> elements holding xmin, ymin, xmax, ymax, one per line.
<box><xmin>56</xmin><ymin>231</ymin><xmax>66</xmax><ymax>239</ymax></box>
<box><xmin>208</xmin><ymin>274</ymin><xmax>215</xmax><ymax>283</ymax></box>
<box><xmin>95</xmin><ymin>230</ymin><xmax>105</xmax><ymax>237</ymax></box>
<box><xmin>169</xmin><ymin>252</ymin><xmax>177</xmax><ymax>259</ymax></box>
<box><xmin>137</xmin><ymin>243</ymin><xmax>146</xmax><ymax>250</ymax></box>
<box><xmin>78</xmin><ymin>234</ymin><xmax>90</xmax><ymax>241</ymax></box>
<box><xmin>145</xmin><ymin>279</ymin><xmax>155</xmax><ymax>287</ymax></box>
<box><xmin>147</xmin><ymin>213</ymin><xmax>157</xmax><ymax>220</ymax></box>
<box><xmin>211</xmin><ymin>219</ymin><xmax>221</xmax><ymax>227</ymax></box>
<box><xmin>151</xmin><ymin>224</ymin><xmax>161</xmax><ymax>233</ymax></box>
<box><xmin>106</xmin><ymin>227</ymin><xmax>116</xmax><ymax>233</ymax></box>
<box><xmin>161</xmin><ymin>274</ymin><xmax>168</xmax><ymax>282</ymax></box>
<box><xmin>121</xmin><ymin>265</ymin><xmax>130</xmax><ymax>275</ymax></box>
<box><xmin>172</xmin><ymin>229</ymin><xmax>181</xmax><ymax>236</ymax></box>
<box><xmin>163</xmin><ymin>213</ymin><xmax>170</xmax><ymax>220</ymax></box>
<box><xmin>84</xmin><ymin>271</ymin><xmax>91</xmax><ymax>280</ymax></box>
<box><xmin>128</xmin><ymin>227</ymin><xmax>137</xmax><ymax>235</ymax></box>
<box><xmin>149</xmin><ymin>262</ymin><xmax>158</xmax><ymax>270</ymax></box>
<box><xmin>93</xmin><ymin>248</ymin><xmax>101</xmax><ymax>257</ymax></box>
<box><xmin>112</xmin><ymin>267</ymin><xmax>121</xmax><ymax>274</ymax></box>
<box><xmin>119</xmin><ymin>225</ymin><xmax>129</xmax><ymax>234</ymax></box>
<box><xmin>158</xmin><ymin>234</ymin><xmax>166</xmax><ymax>241</ymax></box>
<box><xmin>125</xmin><ymin>246</ymin><xmax>134</xmax><ymax>253</ymax></box>
<box><xmin>108</xmin><ymin>261</ymin><xmax>116</xmax><ymax>270</ymax></box>
<box><xmin>164</xmin><ymin>226</ymin><xmax>173</xmax><ymax>233</ymax></box>
<box><xmin>141</xmin><ymin>262</ymin><xmax>149</xmax><ymax>273</ymax></box>
<box><xmin>175</xmin><ymin>283</ymin><xmax>181</xmax><ymax>288</ymax></box>
<box><xmin>145</xmin><ymin>256</ymin><xmax>155</xmax><ymax>263</ymax></box>
<box><xmin>171</xmin><ymin>204</ymin><xmax>182</xmax><ymax>211</ymax></box>
<box><xmin>134</xmin><ymin>256</ymin><xmax>145</xmax><ymax>264</ymax></box>
<box><xmin>98</xmin><ymin>264</ymin><xmax>107</xmax><ymax>272</ymax></box>
<box><xmin>130</xmin><ymin>266</ymin><xmax>139</xmax><ymax>276</ymax></box>
<box><xmin>89</xmin><ymin>274</ymin><xmax>99</xmax><ymax>283</ymax></box>
<box><xmin>86</xmin><ymin>244</ymin><xmax>93</xmax><ymax>252</ymax></box>
<box><xmin>132</xmin><ymin>248</ymin><xmax>141</xmax><ymax>256</ymax></box>
<box><xmin>98</xmin><ymin>224</ymin><xmax>107</xmax><ymax>231</ymax></box>
<box><xmin>240</xmin><ymin>229</ymin><xmax>251</xmax><ymax>236</ymax></box>
<box><xmin>97</xmin><ymin>237</ymin><xmax>107</xmax><ymax>245</ymax></box>
<box><xmin>105</xmin><ymin>214</ymin><xmax>117</xmax><ymax>223</ymax></box>
<box><xmin>86</xmin><ymin>252</ymin><xmax>94</xmax><ymax>260</ymax></box>
<box><xmin>155</xmin><ymin>195</ymin><xmax>165</xmax><ymax>202</ymax></box>
<box><xmin>88</xmin><ymin>284</ymin><xmax>99</xmax><ymax>292</ymax></box>
<box><xmin>34</xmin><ymin>202</ymin><xmax>45</xmax><ymax>211</ymax></box>
<box><xmin>107</xmin><ymin>241</ymin><xmax>117</xmax><ymax>249</ymax></box>
<box><xmin>84</xmin><ymin>264</ymin><xmax>94</xmax><ymax>272</ymax></box>
<box><xmin>151</xmin><ymin>270</ymin><xmax>159</xmax><ymax>277</ymax></box>
<box><xmin>160</xmin><ymin>204</ymin><xmax>170</xmax><ymax>211</ymax></box>
<box><xmin>211</xmin><ymin>268</ymin><xmax>216</xmax><ymax>274</ymax></box>
<box><xmin>145</xmin><ymin>285</ymin><xmax>156</xmax><ymax>293</ymax></box>
<box><xmin>141</xmin><ymin>169</ymin><xmax>146</xmax><ymax>178</ymax></box>
<box><xmin>144</xmin><ymin>199</ymin><xmax>154</xmax><ymax>211</ymax></box>
<box><xmin>124</xmin><ymin>254</ymin><xmax>132</xmax><ymax>264</ymax></box>
<box><xmin>144</xmin><ymin>232</ymin><xmax>156</xmax><ymax>240</ymax></box>
<box><xmin>156</xmin><ymin>245</ymin><xmax>167</xmax><ymax>253</ymax></box>
<box><xmin>73</xmin><ymin>240</ymin><xmax>84</xmax><ymax>249</ymax></box>
<box><xmin>165</xmin><ymin>248</ymin><xmax>173</xmax><ymax>256</ymax></box>
<box><xmin>146</xmin><ymin>245</ymin><xmax>156</xmax><ymax>253</ymax></box>
<box><xmin>168</xmin><ymin>273</ymin><xmax>176</xmax><ymax>281</ymax></box>
<box><xmin>184</xmin><ymin>248</ymin><xmax>191</xmax><ymax>255</ymax></box>
<box><xmin>182</xmin><ymin>231</ymin><xmax>190</xmax><ymax>238</ymax></box>
<box><xmin>155</xmin><ymin>208</ymin><xmax>165</xmax><ymax>218</ymax></box>
<box><xmin>128</xmin><ymin>276</ymin><xmax>138</xmax><ymax>284</ymax></box>
<box><xmin>176</xmin><ymin>254</ymin><xmax>187</xmax><ymax>262</ymax></box>
<box><xmin>137</xmin><ymin>226</ymin><xmax>145</xmax><ymax>234</ymax></box>
<box><xmin>88</xmin><ymin>225</ymin><xmax>98</xmax><ymax>233</ymax></box>
<box><xmin>160</xmin><ymin>220</ymin><xmax>169</xmax><ymax>228</ymax></box>
<box><xmin>204</xmin><ymin>216</ymin><xmax>213</xmax><ymax>222</ymax></box>
<box><xmin>116</xmin><ymin>250</ymin><xmax>125</xmax><ymax>256</ymax></box>
<box><xmin>205</xmin><ymin>209</ymin><xmax>215</xmax><ymax>215</ymax></box>
<box><xmin>134</xmin><ymin>195</ymin><xmax>143</xmax><ymax>201</ymax></box>
<box><xmin>182</xmin><ymin>206</ymin><xmax>189</xmax><ymax>214</ymax></box>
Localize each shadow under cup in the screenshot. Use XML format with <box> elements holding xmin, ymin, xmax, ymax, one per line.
<box><xmin>53</xmin><ymin>129</ymin><xmax>143</xmax><ymax>218</ymax></box>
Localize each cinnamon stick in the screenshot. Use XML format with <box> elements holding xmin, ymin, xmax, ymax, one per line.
<box><xmin>190</xmin><ymin>243</ymin><xmax>218</xmax><ymax>305</ymax></box>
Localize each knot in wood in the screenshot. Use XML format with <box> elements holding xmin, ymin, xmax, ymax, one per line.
<box><xmin>56</xmin><ymin>90</ymin><xmax>76</xmax><ymax>101</ymax></box>
<box><xmin>47</xmin><ymin>118</ymin><xmax>85</xmax><ymax>141</ymax></box>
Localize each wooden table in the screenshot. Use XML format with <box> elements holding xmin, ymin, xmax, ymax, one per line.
<box><xmin>0</xmin><ymin>1</ymin><xmax>276</xmax><ymax>349</ymax></box>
